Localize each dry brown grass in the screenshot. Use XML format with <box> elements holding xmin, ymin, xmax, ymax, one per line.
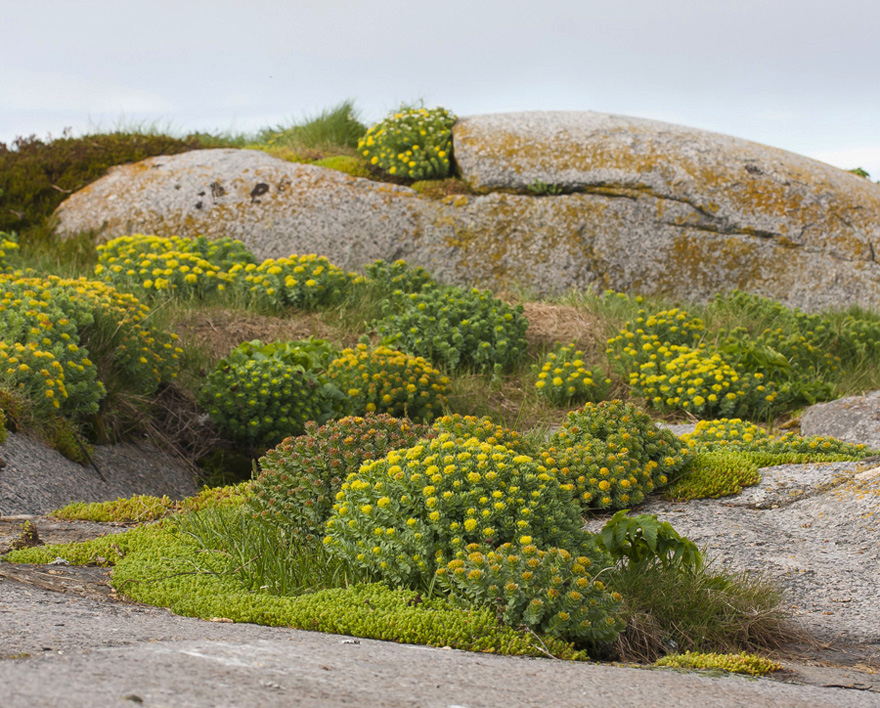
<box><xmin>521</xmin><ymin>302</ymin><xmax>606</xmax><ymax>363</ymax></box>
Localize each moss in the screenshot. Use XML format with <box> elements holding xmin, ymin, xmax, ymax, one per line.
<box><xmin>311</xmin><ymin>155</ymin><xmax>371</xmax><ymax>179</ymax></box>
<box><xmin>5</xmin><ymin>522</ymin><xmax>590</xmax><ymax>660</ymax></box>
<box><xmin>655</xmin><ymin>650</ymin><xmax>781</xmax><ymax>676</ymax></box>
<box><xmin>664</xmin><ymin>451</ymin><xmax>761</xmax><ymax>501</ymax></box>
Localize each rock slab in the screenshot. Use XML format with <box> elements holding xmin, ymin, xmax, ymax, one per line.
<box><xmin>54</xmin><ymin>111</ymin><xmax>880</xmax><ymax>311</ymax></box>
<box><xmin>800</xmin><ymin>390</ymin><xmax>880</xmax><ymax>449</ymax></box>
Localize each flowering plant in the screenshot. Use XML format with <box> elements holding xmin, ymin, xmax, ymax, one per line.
<box><xmin>534</xmin><ymin>342</ymin><xmax>610</xmax><ymax>407</ymax></box>
<box><xmin>250</xmin><ymin>414</ymin><xmax>434</xmax><ymax>539</ymax></box>
<box><xmin>375</xmin><ymin>284</ymin><xmax>528</xmax><ymax>375</ymax></box>
<box><xmin>363</xmin><ymin>259</ymin><xmax>436</xmax><ymax>295</ymax></box>
<box><xmin>328</xmin><ymin>344</ymin><xmax>448</xmax><ymax>422</ymax></box>
<box><xmin>358</xmin><ymin>106</ymin><xmax>456</xmax><ymax>181</ymax></box>
<box><xmin>229</xmin><ymin>254</ymin><xmax>356</xmax><ymax>312</ymax></box>
<box><xmin>324</xmin><ymin>434</ymin><xmax>596</xmax><ymax>589</ymax></box>
<box><xmin>0</xmin><ymin>231</ymin><xmax>19</xmax><ymax>272</ymax></box>
<box><xmin>436</xmin><ymin>540</ymin><xmax>624</xmax><ymax>644</ymax></box>
<box><xmin>541</xmin><ymin>401</ymin><xmax>689</xmax><ymax>510</ymax></box>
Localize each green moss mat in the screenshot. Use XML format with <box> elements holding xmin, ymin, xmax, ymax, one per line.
<box><xmin>4</xmin><ymin>523</ymin><xmax>588</xmax><ymax>660</ymax></box>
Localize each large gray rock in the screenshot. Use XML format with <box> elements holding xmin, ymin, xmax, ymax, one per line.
<box><xmin>54</xmin><ymin>112</ymin><xmax>880</xmax><ymax>310</ymax></box>
<box><xmin>800</xmin><ymin>390</ymin><xmax>880</xmax><ymax>449</ymax></box>
<box><xmin>54</xmin><ymin>148</ymin><xmax>435</xmax><ymax>272</ymax></box>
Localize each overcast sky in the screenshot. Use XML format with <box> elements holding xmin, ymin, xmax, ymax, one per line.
<box><xmin>4</xmin><ymin>0</ymin><xmax>880</xmax><ymax>177</ymax></box>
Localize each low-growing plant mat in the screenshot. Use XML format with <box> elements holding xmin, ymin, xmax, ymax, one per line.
<box><xmin>3</xmin><ymin>523</ymin><xmax>592</xmax><ymax>660</ymax></box>
<box><xmin>654</xmin><ymin>650</ymin><xmax>782</xmax><ymax>676</ymax></box>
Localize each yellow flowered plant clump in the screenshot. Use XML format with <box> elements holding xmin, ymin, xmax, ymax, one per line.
<box><xmin>541</xmin><ymin>400</ymin><xmax>689</xmax><ymax>510</ymax></box>
<box><xmin>534</xmin><ymin>342</ymin><xmax>610</xmax><ymax>407</ymax></box>
<box><xmin>324</xmin><ymin>433</ymin><xmax>606</xmax><ymax>589</ymax></box>
<box><xmin>0</xmin><ymin>231</ymin><xmax>19</xmax><ymax>272</ymax></box>
<box><xmin>95</xmin><ymin>234</ymin><xmax>255</xmax><ymax>299</ymax></box>
<box><xmin>607</xmin><ymin>307</ymin><xmax>782</xmax><ymax>419</ymax></box>
<box><xmin>359</xmin><ymin>106</ymin><xmax>456</xmax><ymax>181</ymax></box>
<box><xmin>328</xmin><ymin>344</ymin><xmax>449</xmax><ymax>423</ymax></box>
<box><xmin>432</xmin><ymin>414</ymin><xmax>531</xmax><ymax>453</ymax></box>
<box><xmin>655</xmin><ymin>650</ymin><xmax>781</xmax><ymax>676</ymax></box>
<box><xmin>0</xmin><ymin>274</ymin><xmax>181</xmax><ymax>422</ymax></box>
<box><xmin>436</xmin><ymin>540</ymin><xmax>624</xmax><ymax>644</ymax></box>
<box><xmin>229</xmin><ymin>254</ymin><xmax>357</xmax><ymax>312</ymax></box>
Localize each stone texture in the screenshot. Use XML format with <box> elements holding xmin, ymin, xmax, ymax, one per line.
<box><xmin>799</xmin><ymin>390</ymin><xmax>880</xmax><ymax>449</ymax></box>
<box><xmin>54</xmin><ymin>148</ymin><xmax>434</xmax><ymax>273</ymax></box>
<box><xmin>54</xmin><ymin>112</ymin><xmax>880</xmax><ymax>311</ymax></box>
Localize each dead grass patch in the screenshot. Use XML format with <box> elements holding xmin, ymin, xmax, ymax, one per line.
<box><xmin>521</xmin><ymin>302</ymin><xmax>606</xmax><ymax>363</ymax></box>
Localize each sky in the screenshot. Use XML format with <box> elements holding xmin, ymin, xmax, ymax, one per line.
<box><xmin>3</xmin><ymin>0</ymin><xmax>880</xmax><ymax>178</ymax></box>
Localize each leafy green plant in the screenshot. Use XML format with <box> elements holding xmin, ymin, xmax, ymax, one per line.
<box><xmin>249</xmin><ymin>413</ymin><xmax>434</xmax><ymax>539</ymax></box>
<box><xmin>436</xmin><ymin>540</ymin><xmax>624</xmax><ymax>644</ymax></box>
<box><xmin>597</xmin><ymin>510</ymin><xmax>702</xmax><ymax>569</ymax></box>
<box><xmin>230</xmin><ymin>254</ymin><xmax>356</xmax><ymax>312</ymax></box>
<box><xmin>324</xmin><ymin>433</ymin><xmax>605</xmax><ymax>589</ymax></box>
<box><xmin>199</xmin><ymin>338</ymin><xmax>342</xmax><ymax>448</ymax></box>
<box><xmin>358</xmin><ymin>106</ymin><xmax>456</xmax><ymax>181</ymax></box>
<box><xmin>655</xmin><ymin>650</ymin><xmax>781</xmax><ymax>676</ymax></box>
<box><xmin>328</xmin><ymin>344</ymin><xmax>449</xmax><ymax>422</ymax></box>
<box><xmin>534</xmin><ymin>342</ymin><xmax>610</xmax><ymax>407</ymax></box>
<box><xmin>375</xmin><ymin>284</ymin><xmax>529</xmax><ymax>376</ymax></box>
<box><xmin>541</xmin><ymin>401</ymin><xmax>689</xmax><ymax>510</ymax></box>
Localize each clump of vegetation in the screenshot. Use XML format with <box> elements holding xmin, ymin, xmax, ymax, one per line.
<box><xmin>230</xmin><ymin>254</ymin><xmax>356</xmax><ymax>312</ymax></box>
<box><xmin>363</xmin><ymin>259</ymin><xmax>436</xmax><ymax>296</ymax></box>
<box><xmin>0</xmin><ymin>231</ymin><xmax>19</xmax><ymax>272</ymax></box>
<box><xmin>654</xmin><ymin>650</ymin><xmax>781</xmax><ymax>676</ymax></box>
<box><xmin>596</xmin><ymin>510</ymin><xmax>702</xmax><ymax>569</ymax></box>
<box><xmin>199</xmin><ymin>338</ymin><xmax>340</xmax><ymax>449</ymax></box>
<box><xmin>327</xmin><ymin>344</ymin><xmax>449</xmax><ymax>422</ymax></box>
<box><xmin>376</xmin><ymin>284</ymin><xmax>529</xmax><ymax>376</ymax></box>
<box><xmin>0</xmin><ymin>274</ymin><xmax>182</xmax><ymax>443</ymax></box>
<box><xmin>95</xmin><ymin>234</ymin><xmax>254</xmax><ymax>300</ymax></box>
<box><xmin>534</xmin><ymin>342</ymin><xmax>609</xmax><ymax>407</ymax></box>
<box><xmin>324</xmin><ymin>433</ymin><xmax>609</xmax><ymax>590</ymax></box>
<box><xmin>436</xmin><ymin>540</ymin><xmax>624</xmax><ymax>644</ymax></box>
<box><xmin>541</xmin><ymin>401</ymin><xmax>689</xmax><ymax>510</ymax></box>
<box><xmin>358</xmin><ymin>106</ymin><xmax>456</xmax><ymax>181</ymax></box>
<box><xmin>249</xmin><ymin>414</ymin><xmax>434</xmax><ymax>539</ymax></box>
<box><xmin>258</xmin><ymin>100</ymin><xmax>367</xmax><ymax>155</ymax></box>
<box><xmin>432</xmin><ymin>414</ymin><xmax>532</xmax><ymax>452</ymax></box>
<box><xmin>52</xmin><ymin>484</ymin><xmax>247</xmax><ymax>522</ymax></box>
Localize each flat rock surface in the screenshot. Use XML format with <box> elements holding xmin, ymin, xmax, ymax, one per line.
<box><xmin>0</xmin><ymin>431</ymin><xmax>198</xmax><ymax>516</ymax></box>
<box><xmin>0</xmin><ymin>575</ymin><xmax>877</xmax><ymax>708</ymax></box>
<box><xmin>800</xmin><ymin>391</ymin><xmax>880</xmax><ymax>449</ymax></box>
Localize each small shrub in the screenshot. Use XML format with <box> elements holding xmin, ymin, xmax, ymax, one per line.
<box><xmin>375</xmin><ymin>284</ymin><xmax>529</xmax><ymax>375</ymax></box>
<box><xmin>359</xmin><ymin>106</ymin><xmax>456</xmax><ymax>181</ymax></box>
<box><xmin>363</xmin><ymin>259</ymin><xmax>436</xmax><ymax>296</ymax></box>
<box><xmin>541</xmin><ymin>401</ymin><xmax>689</xmax><ymax>510</ymax></box>
<box><xmin>436</xmin><ymin>540</ymin><xmax>624</xmax><ymax>644</ymax></box>
<box><xmin>655</xmin><ymin>650</ymin><xmax>781</xmax><ymax>676</ymax></box>
<box><xmin>250</xmin><ymin>414</ymin><xmax>434</xmax><ymax>539</ymax></box>
<box><xmin>534</xmin><ymin>342</ymin><xmax>610</xmax><ymax>407</ymax></box>
<box><xmin>199</xmin><ymin>339</ymin><xmax>339</xmax><ymax>448</ymax></box>
<box><xmin>324</xmin><ymin>434</ymin><xmax>603</xmax><ymax>589</ymax></box>
<box><xmin>0</xmin><ymin>274</ymin><xmax>181</xmax><ymax>423</ymax></box>
<box><xmin>229</xmin><ymin>254</ymin><xmax>356</xmax><ymax>312</ymax></box>
<box><xmin>328</xmin><ymin>344</ymin><xmax>448</xmax><ymax>422</ymax></box>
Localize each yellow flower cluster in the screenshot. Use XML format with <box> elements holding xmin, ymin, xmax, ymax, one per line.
<box><xmin>0</xmin><ymin>274</ymin><xmax>182</xmax><ymax>421</ymax></box>
<box><xmin>95</xmin><ymin>234</ymin><xmax>252</xmax><ymax>299</ymax></box>
<box><xmin>436</xmin><ymin>540</ymin><xmax>624</xmax><ymax>643</ymax></box>
<box><xmin>358</xmin><ymin>106</ymin><xmax>456</xmax><ymax>181</ymax></box>
<box><xmin>328</xmin><ymin>344</ymin><xmax>448</xmax><ymax>422</ymax></box>
<box><xmin>229</xmin><ymin>254</ymin><xmax>356</xmax><ymax>311</ymax></box>
<box><xmin>534</xmin><ymin>342</ymin><xmax>608</xmax><ymax>406</ymax></box>
<box><xmin>324</xmin><ymin>434</ymin><xmax>591</xmax><ymax>588</ymax></box>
